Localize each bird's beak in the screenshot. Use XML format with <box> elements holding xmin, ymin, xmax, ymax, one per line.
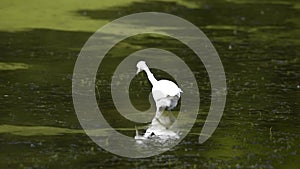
<box><xmin>136</xmin><ymin>68</ymin><xmax>141</xmax><ymax>74</ymax></box>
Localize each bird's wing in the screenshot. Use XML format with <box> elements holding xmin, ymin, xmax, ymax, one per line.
<box><xmin>154</xmin><ymin>80</ymin><xmax>182</xmax><ymax>97</ymax></box>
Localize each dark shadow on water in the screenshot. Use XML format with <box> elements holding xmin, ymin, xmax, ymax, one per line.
<box><xmin>76</xmin><ymin>0</ymin><xmax>299</xmax><ymax>27</ymax></box>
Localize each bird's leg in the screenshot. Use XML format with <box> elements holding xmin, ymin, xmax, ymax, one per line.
<box><xmin>153</xmin><ymin>105</ymin><xmax>168</xmax><ymax>129</ymax></box>
<box><xmin>155</xmin><ymin>106</ymin><xmax>165</xmax><ymax>119</ymax></box>
<box><xmin>155</xmin><ymin>99</ymin><xmax>167</xmax><ymax>118</ymax></box>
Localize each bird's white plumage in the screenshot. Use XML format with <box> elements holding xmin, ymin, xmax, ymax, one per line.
<box><xmin>135</xmin><ymin>60</ymin><xmax>182</xmax><ymax>140</ymax></box>
<box><xmin>152</xmin><ymin>80</ymin><xmax>182</xmax><ymax>98</ymax></box>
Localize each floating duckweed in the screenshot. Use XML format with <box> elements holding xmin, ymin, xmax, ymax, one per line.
<box><xmin>0</xmin><ymin>62</ymin><xmax>29</xmax><ymax>70</ymax></box>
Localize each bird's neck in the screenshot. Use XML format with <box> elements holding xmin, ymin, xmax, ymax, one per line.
<box><xmin>143</xmin><ymin>68</ymin><xmax>157</xmax><ymax>86</ymax></box>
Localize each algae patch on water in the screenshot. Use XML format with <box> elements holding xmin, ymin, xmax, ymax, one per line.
<box><xmin>0</xmin><ymin>125</ymin><xmax>83</xmax><ymax>136</ymax></box>
<box><xmin>0</xmin><ymin>125</ymin><xmax>138</xmax><ymax>137</ymax></box>
<box><xmin>0</xmin><ymin>62</ymin><xmax>29</xmax><ymax>70</ymax></box>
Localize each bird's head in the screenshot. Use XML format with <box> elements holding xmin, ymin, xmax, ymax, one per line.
<box><xmin>136</xmin><ymin>61</ymin><xmax>148</xmax><ymax>74</ymax></box>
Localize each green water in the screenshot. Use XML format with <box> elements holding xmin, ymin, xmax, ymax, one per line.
<box><xmin>0</xmin><ymin>0</ymin><xmax>299</xmax><ymax>168</ymax></box>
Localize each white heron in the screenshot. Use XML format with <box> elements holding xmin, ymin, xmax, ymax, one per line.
<box><xmin>135</xmin><ymin>61</ymin><xmax>182</xmax><ymax>139</ymax></box>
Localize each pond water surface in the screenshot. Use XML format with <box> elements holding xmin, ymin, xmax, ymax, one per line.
<box><xmin>0</xmin><ymin>0</ymin><xmax>299</xmax><ymax>168</ymax></box>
